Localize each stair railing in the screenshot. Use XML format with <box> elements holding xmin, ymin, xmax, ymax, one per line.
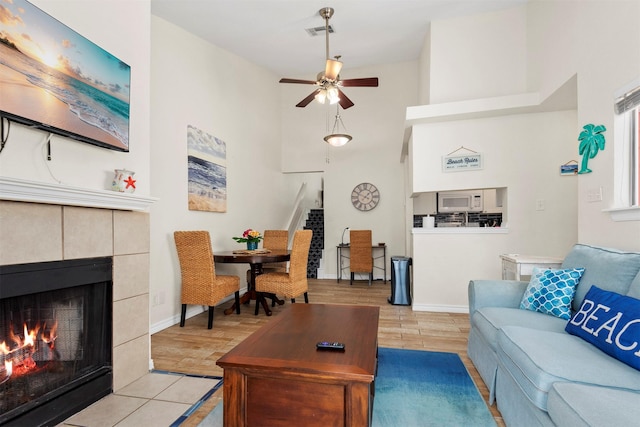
<box><xmin>284</xmin><ymin>182</ymin><xmax>308</xmax><ymax>247</ymax></box>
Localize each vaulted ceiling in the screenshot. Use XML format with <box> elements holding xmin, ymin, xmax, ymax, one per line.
<box><xmin>150</xmin><ymin>0</ymin><xmax>527</xmax><ymax>78</ymax></box>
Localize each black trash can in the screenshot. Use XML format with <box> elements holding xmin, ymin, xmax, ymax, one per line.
<box><xmin>389</xmin><ymin>256</ymin><xmax>412</xmax><ymax>305</ymax></box>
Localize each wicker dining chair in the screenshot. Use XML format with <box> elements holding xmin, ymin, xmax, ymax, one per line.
<box><xmin>262</xmin><ymin>230</ymin><xmax>289</xmax><ymax>272</ymax></box>
<box><xmin>245</xmin><ymin>230</ymin><xmax>289</xmax><ymax>285</ymax></box>
<box><xmin>174</xmin><ymin>230</ymin><xmax>240</xmax><ymax>329</ymax></box>
<box><xmin>349</xmin><ymin>229</ymin><xmax>373</xmax><ymax>285</ymax></box>
<box><xmin>254</xmin><ymin>229</ymin><xmax>313</xmax><ymax>314</ymax></box>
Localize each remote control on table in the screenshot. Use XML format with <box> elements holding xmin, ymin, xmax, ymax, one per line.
<box><xmin>316</xmin><ymin>341</ymin><xmax>345</xmax><ymax>351</ymax></box>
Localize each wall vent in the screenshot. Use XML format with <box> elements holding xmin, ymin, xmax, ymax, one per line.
<box><xmin>306</xmin><ymin>25</ymin><xmax>334</xmax><ymax>37</ymax></box>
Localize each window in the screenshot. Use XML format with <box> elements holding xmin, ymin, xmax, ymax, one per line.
<box><xmin>612</xmin><ymin>78</ymin><xmax>640</xmax><ymax>219</ymax></box>
<box><xmin>634</xmin><ymin>108</ymin><xmax>640</xmax><ymax>205</ymax></box>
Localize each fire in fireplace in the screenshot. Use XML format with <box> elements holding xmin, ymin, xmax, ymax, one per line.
<box><xmin>0</xmin><ymin>257</ymin><xmax>112</xmax><ymax>426</ymax></box>
<box><xmin>1</xmin><ymin>320</ymin><xmax>58</xmax><ymax>379</ymax></box>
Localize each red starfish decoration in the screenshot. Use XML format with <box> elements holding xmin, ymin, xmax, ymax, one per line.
<box><xmin>124</xmin><ymin>176</ymin><xmax>136</xmax><ymax>189</ymax></box>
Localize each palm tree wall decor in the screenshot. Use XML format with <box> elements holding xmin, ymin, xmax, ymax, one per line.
<box><xmin>578</xmin><ymin>123</ymin><xmax>607</xmax><ymax>174</ymax></box>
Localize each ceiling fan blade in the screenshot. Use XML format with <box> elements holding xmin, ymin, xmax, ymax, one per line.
<box><xmin>340</xmin><ymin>77</ymin><xmax>379</xmax><ymax>87</ymax></box>
<box><xmin>325</xmin><ymin>59</ymin><xmax>343</xmax><ymax>81</ymax></box>
<box><xmin>280</xmin><ymin>78</ymin><xmax>317</xmax><ymax>85</ymax></box>
<box><xmin>337</xmin><ymin>88</ymin><xmax>355</xmax><ymax>110</ymax></box>
<box><xmin>296</xmin><ymin>89</ymin><xmax>321</xmax><ymax>108</ymax></box>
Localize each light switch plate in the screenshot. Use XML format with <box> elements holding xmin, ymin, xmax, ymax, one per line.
<box><xmin>587</xmin><ymin>187</ymin><xmax>603</xmax><ymax>202</ymax></box>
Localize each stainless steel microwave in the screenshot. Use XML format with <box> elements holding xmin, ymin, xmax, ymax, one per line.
<box><xmin>438</xmin><ymin>191</ymin><xmax>483</xmax><ymax>212</ymax></box>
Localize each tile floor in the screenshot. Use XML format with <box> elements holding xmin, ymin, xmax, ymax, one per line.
<box><xmin>59</xmin><ymin>371</ymin><xmax>221</xmax><ymax>427</ymax></box>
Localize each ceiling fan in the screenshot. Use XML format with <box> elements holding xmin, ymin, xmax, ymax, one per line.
<box><xmin>279</xmin><ymin>7</ymin><xmax>379</xmax><ymax>110</ymax></box>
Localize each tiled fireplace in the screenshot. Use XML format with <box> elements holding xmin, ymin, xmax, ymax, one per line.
<box><xmin>0</xmin><ymin>182</ymin><xmax>152</xmax><ymax>425</ymax></box>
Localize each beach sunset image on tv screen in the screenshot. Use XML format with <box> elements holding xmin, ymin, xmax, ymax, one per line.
<box><xmin>0</xmin><ymin>0</ymin><xmax>130</xmax><ymax>151</ymax></box>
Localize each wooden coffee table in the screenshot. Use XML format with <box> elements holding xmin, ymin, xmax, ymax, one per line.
<box><xmin>216</xmin><ymin>303</ymin><xmax>380</xmax><ymax>427</ymax></box>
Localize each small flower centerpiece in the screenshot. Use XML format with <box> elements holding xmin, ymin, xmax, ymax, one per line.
<box><xmin>232</xmin><ymin>229</ymin><xmax>263</xmax><ymax>250</ymax></box>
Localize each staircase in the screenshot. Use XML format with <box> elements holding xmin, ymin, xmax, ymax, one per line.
<box><xmin>304</xmin><ymin>209</ymin><xmax>324</xmax><ymax>278</ymax></box>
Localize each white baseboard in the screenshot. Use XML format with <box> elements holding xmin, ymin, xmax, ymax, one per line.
<box><xmin>149</xmin><ymin>288</ymin><xmax>246</xmax><ymax>335</ymax></box>
<box><xmin>411</xmin><ymin>303</ymin><xmax>469</xmax><ymax>313</ymax></box>
<box><xmin>318</xmin><ymin>273</ymin><xmax>387</xmax><ymax>282</ymax></box>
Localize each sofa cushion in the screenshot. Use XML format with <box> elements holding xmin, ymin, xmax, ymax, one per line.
<box><xmin>496</xmin><ymin>326</ymin><xmax>640</xmax><ymax>411</ymax></box>
<box><xmin>561</xmin><ymin>244</ymin><xmax>640</xmax><ymax>311</ymax></box>
<box><xmin>519</xmin><ymin>267</ymin><xmax>584</xmax><ymax>320</ymax></box>
<box><xmin>628</xmin><ymin>270</ymin><xmax>640</xmax><ymax>299</ymax></box>
<box><xmin>472</xmin><ymin>307</ymin><xmax>567</xmax><ymax>352</ymax></box>
<box><xmin>565</xmin><ymin>286</ymin><xmax>640</xmax><ymax>370</ymax></box>
<box><xmin>547</xmin><ymin>382</ymin><xmax>640</xmax><ymax>427</ymax></box>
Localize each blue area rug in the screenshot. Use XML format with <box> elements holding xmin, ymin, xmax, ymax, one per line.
<box><xmin>198</xmin><ymin>348</ymin><xmax>495</xmax><ymax>426</ymax></box>
<box><xmin>373</xmin><ymin>347</ymin><xmax>495</xmax><ymax>426</ymax></box>
<box><xmin>152</xmin><ymin>371</ymin><xmax>222</xmax><ymax>427</ymax></box>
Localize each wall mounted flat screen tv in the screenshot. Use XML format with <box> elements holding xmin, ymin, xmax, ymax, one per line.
<box><xmin>0</xmin><ymin>0</ymin><xmax>130</xmax><ymax>152</ymax></box>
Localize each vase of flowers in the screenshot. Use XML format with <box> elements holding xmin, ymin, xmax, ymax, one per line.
<box><xmin>232</xmin><ymin>229</ymin><xmax>263</xmax><ymax>250</ymax></box>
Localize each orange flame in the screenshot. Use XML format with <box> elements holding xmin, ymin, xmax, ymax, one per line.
<box><xmin>42</xmin><ymin>321</ymin><xmax>58</xmax><ymax>344</ymax></box>
<box><xmin>1</xmin><ymin>323</ymin><xmax>53</xmax><ymax>378</ymax></box>
<box><xmin>7</xmin><ymin>323</ymin><xmax>40</xmax><ymax>349</ymax></box>
<box><xmin>23</xmin><ymin>324</ymin><xmax>37</xmax><ymax>347</ymax></box>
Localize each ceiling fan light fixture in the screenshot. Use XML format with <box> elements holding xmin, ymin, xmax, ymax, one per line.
<box><xmin>325</xmin><ymin>59</ymin><xmax>342</xmax><ymax>81</ymax></box>
<box><xmin>326</xmin><ymin>86</ymin><xmax>340</xmax><ymax>104</ymax></box>
<box><xmin>279</xmin><ymin>6</ymin><xmax>379</xmax><ymax>110</ymax></box>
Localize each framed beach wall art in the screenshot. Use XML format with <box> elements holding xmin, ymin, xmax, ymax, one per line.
<box><xmin>0</xmin><ymin>0</ymin><xmax>130</xmax><ymax>151</ymax></box>
<box><xmin>187</xmin><ymin>125</ymin><xmax>227</xmax><ymax>213</ymax></box>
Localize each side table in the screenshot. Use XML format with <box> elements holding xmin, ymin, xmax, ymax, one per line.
<box><xmin>500</xmin><ymin>254</ymin><xmax>563</xmax><ymax>280</ymax></box>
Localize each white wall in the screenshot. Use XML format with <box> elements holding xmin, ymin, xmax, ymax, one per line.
<box><xmin>0</xmin><ymin>0</ymin><xmax>151</xmax><ymax>192</ymax></box>
<box><xmin>411</xmin><ymin>111</ymin><xmax>578</xmax><ymax>310</ymax></box>
<box><xmin>149</xmin><ymin>17</ymin><xmax>288</xmax><ymax>329</ymax></box>
<box><xmin>526</xmin><ymin>0</ymin><xmax>640</xmax><ymax>251</ymax></box>
<box><xmin>413</xmin><ymin>232</ymin><xmax>511</xmax><ymax>311</ymax></box>
<box><xmin>417</xmin><ymin>27</ymin><xmax>431</xmax><ymax>105</ymax></box>
<box><xmin>281</xmin><ymin>61</ymin><xmax>419</xmax><ymax>278</ymax></box>
<box><xmin>429</xmin><ymin>6</ymin><xmax>527</xmax><ymax>104</ymax></box>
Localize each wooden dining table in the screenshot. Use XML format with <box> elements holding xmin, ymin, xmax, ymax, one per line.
<box><xmin>214</xmin><ymin>249</ymin><xmax>291</xmax><ymax>316</ymax></box>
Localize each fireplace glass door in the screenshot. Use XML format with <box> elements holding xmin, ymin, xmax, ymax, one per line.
<box><xmin>0</xmin><ymin>257</ymin><xmax>112</xmax><ymax>426</ymax></box>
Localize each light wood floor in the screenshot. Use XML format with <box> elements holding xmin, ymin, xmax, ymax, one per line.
<box><xmin>151</xmin><ymin>279</ymin><xmax>505</xmax><ymax>426</ymax></box>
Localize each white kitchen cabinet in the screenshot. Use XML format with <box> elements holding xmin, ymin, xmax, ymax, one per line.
<box><xmin>483</xmin><ymin>188</ymin><xmax>504</xmax><ymax>213</ymax></box>
<box><xmin>413</xmin><ymin>192</ymin><xmax>437</xmax><ymax>215</ymax></box>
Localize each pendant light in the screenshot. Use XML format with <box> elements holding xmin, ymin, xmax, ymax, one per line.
<box><xmin>324</xmin><ymin>104</ymin><xmax>352</xmax><ymax>147</ymax></box>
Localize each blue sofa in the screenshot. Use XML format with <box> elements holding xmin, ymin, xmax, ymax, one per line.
<box><xmin>468</xmin><ymin>244</ymin><xmax>640</xmax><ymax>426</ymax></box>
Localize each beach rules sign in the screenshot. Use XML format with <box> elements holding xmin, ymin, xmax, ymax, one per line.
<box><xmin>442</xmin><ymin>152</ymin><xmax>483</xmax><ymax>172</ymax></box>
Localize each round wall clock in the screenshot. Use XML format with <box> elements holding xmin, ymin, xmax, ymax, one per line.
<box><xmin>351</xmin><ymin>182</ymin><xmax>380</xmax><ymax>211</ymax></box>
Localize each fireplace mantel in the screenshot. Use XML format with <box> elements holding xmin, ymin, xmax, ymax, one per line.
<box><xmin>0</xmin><ymin>177</ymin><xmax>157</xmax><ymax>211</ymax></box>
